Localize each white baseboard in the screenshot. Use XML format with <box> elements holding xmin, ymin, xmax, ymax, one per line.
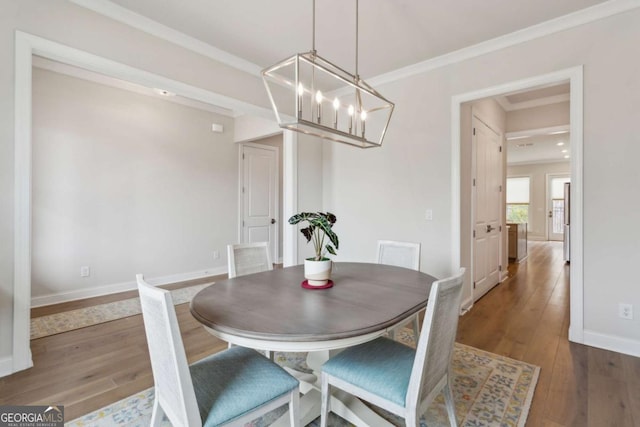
<box><xmin>0</xmin><ymin>356</ymin><xmax>13</xmax><ymax>378</ymax></box>
<box><xmin>460</xmin><ymin>296</ymin><xmax>474</xmax><ymax>315</ymax></box>
<box><xmin>583</xmin><ymin>329</ymin><xmax>640</xmax><ymax>358</ymax></box>
<box><xmin>31</xmin><ymin>266</ymin><xmax>228</xmax><ymax>307</ymax></box>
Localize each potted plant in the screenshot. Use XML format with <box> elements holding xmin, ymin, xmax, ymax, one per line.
<box><xmin>288</xmin><ymin>212</ymin><xmax>339</xmax><ymax>286</ymax></box>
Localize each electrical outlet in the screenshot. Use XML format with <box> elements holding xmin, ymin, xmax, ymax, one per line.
<box><xmin>619</xmin><ymin>303</ymin><xmax>633</xmax><ymax>320</ymax></box>
<box><xmin>80</xmin><ymin>266</ymin><xmax>90</xmax><ymax>277</ymax></box>
<box><xmin>212</xmin><ymin>251</ymin><xmax>220</xmax><ymax>260</ymax></box>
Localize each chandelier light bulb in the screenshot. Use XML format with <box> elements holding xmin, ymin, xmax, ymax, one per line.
<box><xmin>360</xmin><ymin>110</ymin><xmax>367</xmax><ymax>138</ymax></box>
<box><xmin>333</xmin><ymin>98</ymin><xmax>340</xmax><ymax>129</ymax></box>
<box><xmin>316</xmin><ymin>90</ymin><xmax>323</xmax><ymax>124</ymax></box>
<box><xmin>297</xmin><ymin>83</ymin><xmax>304</xmax><ymax>117</ymax></box>
<box><xmin>348</xmin><ymin>105</ymin><xmax>354</xmax><ymax>134</ymax></box>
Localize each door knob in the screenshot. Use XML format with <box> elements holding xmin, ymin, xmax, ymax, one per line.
<box><xmin>271</xmin><ymin>218</ymin><xmax>276</xmax><ymax>224</ymax></box>
<box><xmin>486</xmin><ymin>224</ymin><xmax>495</xmax><ymax>233</ymax></box>
<box><xmin>548</xmin><ymin>211</ymin><xmax>553</xmax><ymax>218</ymax></box>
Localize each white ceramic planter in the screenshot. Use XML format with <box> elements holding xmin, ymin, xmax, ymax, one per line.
<box><xmin>304</xmin><ymin>259</ymin><xmax>332</xmax><ymax>286</ymax></box>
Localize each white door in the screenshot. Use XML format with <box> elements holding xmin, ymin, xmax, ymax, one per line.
<box><xmin>547</xmin><ymin>174</ymin><xmax>570</xmax><ymax>241</ymax></box>
<box><xmin>473</xmin><ymin>116</ymin><xmax>503</xmax><ymax>301</ymax></box>
<box><xmin>240</xmin><ymin>144</ymin><xmax>278</xmax><ymax>261</ymax></box>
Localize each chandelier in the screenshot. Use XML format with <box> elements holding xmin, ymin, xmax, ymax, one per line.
<box><xmin>262</xmin><ymin>0</ymin><xmax>394</xmax><ymax>148</ymax></box>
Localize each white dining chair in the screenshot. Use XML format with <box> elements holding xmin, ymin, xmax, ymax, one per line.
<box><xmin>320</xmin><ymin>269</ymin><xmax>465</xmax><ymax>427</ymax></box>
<box><xmin>376</xmin><ymin>240</ymin><xmax>421</xmax><ymax>342</ymax></box>
<box><xmin>227</xmin><ymin>242</ymin><xmax>273</xmax><ymax>279</ymax></box>
<box><xmin>376</xmin><ymin>240</ymin><xmax>421</xmax><ymax>271</ymax></box>
<box><xmin>137</xmin><ymin>274</ymin><xmax>300</xmax><ymax>427</ymax></box>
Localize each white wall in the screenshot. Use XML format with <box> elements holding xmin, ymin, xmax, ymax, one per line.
<box><xmin>507</xmin><ymin>162</ymin><xmax>570</xmax><ymax>240</ymax></box>
<box><xmin>324</xmin><ymin>8</ymin><xmax>640</xmax><ymax>350</ymax></box>
<box><xmin>31</xmin><ymin>68</ymin><xmax>236</xmax><ymax>303</ymax></box>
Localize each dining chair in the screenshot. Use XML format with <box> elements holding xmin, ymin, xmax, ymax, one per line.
<box><xmin>376</xmin><ymin>240</ymin><xmax>421</xmax><ymax>342</ymax></box>
<box><xmin>320</xmin><ymin>268</ymin><xmax>465</xmax><ymax>427</ymax></box>
<box><xmin>227</xmin><ymin>241</ymin><xmax>273</xmax><ymax>279</ymax></box>
<box><xmin>137</xmin><ymin>274</ymin><xmax>300</xmax><ymax>427</ymax></box>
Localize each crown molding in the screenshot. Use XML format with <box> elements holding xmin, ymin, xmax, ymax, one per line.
<box><xmin>367</xmin><ymin>0</ymin><xmax>640</xmax><ymax>87</ymax></box>
<box><xmin>32</xmin><ymin>56</ymin><xmax>236</xmax><ymax>117</ymax></box>
<box><xmin>69</xmin><ymin>0</ymin><xmax>263</xmax><ymax>77</ymax></box>
<box><xmin>70</xmin><ymin>0</ymin><xmax>640</xmax><ymax>89</ymax></box>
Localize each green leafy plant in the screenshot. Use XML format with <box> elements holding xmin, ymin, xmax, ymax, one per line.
<box><xmin>288</xmin><ymin>212</ymin><xmax>339</xmax><ymax>261</ymax></box>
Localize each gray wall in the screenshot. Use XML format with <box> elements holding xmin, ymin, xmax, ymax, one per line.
<box><xmin>31</xmin><ymin>68</ymin><xmax>237</xmax><ymax>303</ymax></box>
<box><xmin>2</xmin><ymin>0</ymin><xmax>640</xmax><ymax>367</ymax></box>
<box><xmin>323</xmin><ymin>8</ymin><xmax>640</xmax><ymax>347</ymax></box>
<box><xmin>1</xmin><ymin>0</ymin><xmax>275</xmax><ymax>362</ymax></box>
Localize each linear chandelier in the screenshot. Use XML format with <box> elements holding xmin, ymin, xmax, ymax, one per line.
<box><xmin>262</xmin><ymin>0</ymin><xmax>394</xmax><ymax>148</ymax></box>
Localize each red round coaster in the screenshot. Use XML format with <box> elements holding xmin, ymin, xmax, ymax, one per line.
<box><xmin>301</xmin><ymin>279</ymin><xmax>334</xmax><ymax>290</ymax></box>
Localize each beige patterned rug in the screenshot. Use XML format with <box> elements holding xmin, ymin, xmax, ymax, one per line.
<box><xmin>31</xmin><ymin>283</ymin><xmax>212</xmax><ymax>339</ymax></box>
<box><xmin>67</xmin><ymin>329</ymin><xmax>539</xmax><ymax>427</ymax></box>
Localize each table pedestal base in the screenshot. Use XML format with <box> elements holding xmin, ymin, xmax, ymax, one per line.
<box><xmin>271</xmin><ymin>351</ymin><xmax>394</xmax><ymax>427</ymax></box>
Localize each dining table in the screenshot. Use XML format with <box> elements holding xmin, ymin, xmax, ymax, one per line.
<box><xmin>190</xmin><ymin>262</ymin><xmax>437</xmax><ymax>427</ymax></box>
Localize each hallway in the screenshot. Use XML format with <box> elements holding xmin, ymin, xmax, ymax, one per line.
<box><xmin>457</xmin><ymin>241</ymin><xmax>640</xmax><ymax>426</ymax></box>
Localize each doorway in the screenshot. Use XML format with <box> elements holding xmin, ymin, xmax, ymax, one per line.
<box><xmin>10</xmin><ymin>32</ymin><xmax>300</xmax><ymax>375</ymax></box>
<box><xmin>451</xmin><ymin>66</ymin><xmax>584</xmax><ymax>344</ymax></box>
<box><xmin>547</xmin><ymin>174</ymin><xmax>571</xmax><ymax>241</ymax></box>
<box><xmin>472</xmin><ymin>115</ymin><xmax>503</xmax><ymax>301</ymax></box>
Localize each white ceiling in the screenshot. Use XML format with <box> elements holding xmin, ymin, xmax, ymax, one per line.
<box><xmin>507</xmin><ymin>131</ymin><xmax>571</xmax><ymax>165</ymax></box>
<box><xmin>103</xmin><ymin>0</ymin><xmax>608</xmax><ymax>78</ymax></box>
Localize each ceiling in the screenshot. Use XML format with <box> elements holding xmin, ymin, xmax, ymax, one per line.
<box><xmin>497</xmin><ymin>83</ymin><xmax>570</xmax><ymax>111</ymax></box>
<box><xmin>102</xmin><ymin>0</ymin><xmax>608</xmax><ymax>79</ymax></box>
<box><xmin>507</xmin><ymin>131</ymin><xmax>570</xmax><ymax>165</ymax></box>
<box><xmin>63</xmin><ymin>1</ymin><xmax>582</xmax><ymax>165</ymax></box>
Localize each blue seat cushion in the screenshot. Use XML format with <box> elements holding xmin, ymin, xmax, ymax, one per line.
<box><xmin>322</xmin><ymin>337</ymin><xmax>415</xmax><ymax>407</ymax></box>
<box><xmin>190</xmin><ymin>346</ymin><xmax>298</xmax><ymax>427</ymax></box>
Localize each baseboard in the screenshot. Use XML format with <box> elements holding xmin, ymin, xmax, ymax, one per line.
<box><xmin>583</xmin><ymin>329</ymin><xmax>640</xmax><ymax>358</ymax></box>
<box><xmin>0</xmin><ymin>356</ymin><xmax>13</xmax><ymax>378</ymax></box>
<box><xmin>31</xmin><ymin>266</ymin><xmax>228</xmax><ymax>307</ymax></box>
<box><xmin>528</xmin><ymin>235</ymin><xmax>546</xmax><ymax>241</ymax></box>
<box><xmin>460</xmin><ymin>296</ymin><xmax>474</xmax><ymax>315</ymax></box>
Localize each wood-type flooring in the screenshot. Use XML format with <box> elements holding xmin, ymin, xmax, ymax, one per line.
<box><xmin>1</xmin><ymin>242</ymin><xmax>639</xmax><ymax>426</ymax></box>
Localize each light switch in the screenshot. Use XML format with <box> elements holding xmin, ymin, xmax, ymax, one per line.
<box><xmin>425</xmin><ymin>209</ymin><xmax>433</xmax><ymax>221</ymax></box>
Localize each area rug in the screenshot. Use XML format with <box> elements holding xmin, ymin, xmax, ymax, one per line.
<box><xmin>66</xmin><ymin>334</ymin><xmax>539</xmax><ymax>427</ymax></box>
<box><xmin>31</xmin><ymin>283</ymin><xmax>212</xmax><ymax>339</ymax></box>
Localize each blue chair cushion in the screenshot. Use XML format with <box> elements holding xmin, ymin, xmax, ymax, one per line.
<box><xmin>322</xmin><ymin>337</ymin><xmax>415</xmax><ymax>407</ymax></box>
<box><xmin>190</xmin><ymin>346</ymin><xmax>298</xmax><ymax>427</ymax></box>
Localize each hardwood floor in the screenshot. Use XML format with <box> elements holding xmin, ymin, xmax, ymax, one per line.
<box><xmin>1</xmin><ymin>244</ymin><xmax>638</xmax><ymax>425</ymax></box>
<box><xmin>457</xmin><ymin>241</ymin><xmax>639</xmax><ymax>426</ymax></box>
